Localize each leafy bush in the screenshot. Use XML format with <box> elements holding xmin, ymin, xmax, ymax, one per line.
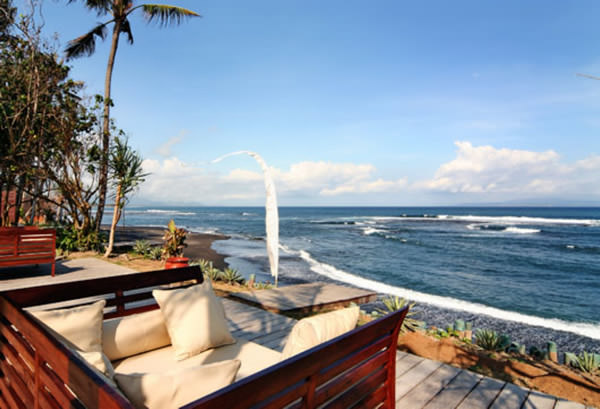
<box><xmin>162</xmin><ymin>219</ymin><xmax>187</xmax><ymax>258</ymax></box>
<box><xmin>374</xmin><ymin>295</ymin><xmax>424</xmax><ymax>333</ymax></box>
<box><xmin>133</xmin><ymin>240</ymin><xmax>151</xmax><ymax>256</ymax></box>
<box><xmin>56</xmin><ymin>225</ymin><xmax>105</xmax><ymax>253</ymax></box>
<box><xmin>222</xmin><ymin>268</ymin><xmax>245</xmax><ymax>285</ymax></box>
<box><xmin>475</xmin><ymin>329</ymin><xmax>510</xmax><ymax>352</ymax></box>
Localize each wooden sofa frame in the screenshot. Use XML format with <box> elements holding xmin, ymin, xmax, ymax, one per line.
<box><xmin>0</xmin><ymin>227</ymin><xmax>56</xmax><ymax>276</ymax></box>
<box><xmin>0</xmin><ymin>266</ymin><xmax>408</xmax><ymax>409</ymax></box>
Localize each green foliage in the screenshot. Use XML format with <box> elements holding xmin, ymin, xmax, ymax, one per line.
<box><xmin>222</xmin><ymin>268</ymin><xmax>245</xmax><ymax>285</ymax></box>
<box><xmin>571</xmin><ymin>352</ymin><xmax>600</xmax><ymax>373</ymax></box>
<box><xmin>133</xmin><ymin>240</ymin><xmax>151</xmax><ymax>256</ymax></box>
<box><xmin>56</xmin><ymin>225</ymin><xmax>105</xmax><ymax>252</ymax></box>
<box><xmin>162</xmin><ymin>219</ymin><xmax>187</xmax><ymax>258</ymax></box>
<box><xmin>474</xmin><ymin>329</ymin><xmax>510</xmax><ymax>352</ymax></box>
<box><xmin>253</xmin><ymin>281</ymin><xmax>274</xmax><ymax>290</ymax></box>
<box><xmin>190</xmin><ymin>259</ymin><xmax>222</xmax><ymax>282</ymax></box>
<box><xmin>147</xmin><ymin>246</ymin><xmax>163</xmax><ymax>261</ymax></box>
<box><xmin>375</xmin><ymin>295</ymin><xmax>424</xmax><ymax>333</ymax></box>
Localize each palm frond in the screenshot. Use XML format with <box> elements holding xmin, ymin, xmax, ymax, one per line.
<box><xmin>65</xmin><ymin>23</ymin><xmax>107</xmax><ymax>59</ymax></box>
<box><xmin>67</xmin><ymin>0</ymin><xmax>112</xmax><ymax>16</ymax></box>
<box><xmin>120</xmin><ymin>18</ymin><xmax>134</xmax><ymax>44</ymax></box>
<box><xmin>140</xmin><ymin>4</ymin><xmax>200</xmax><ymax>27</ymax></box>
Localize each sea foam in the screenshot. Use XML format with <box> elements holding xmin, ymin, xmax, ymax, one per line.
<box><xmin>369</xmin><ymin>215</ymin><xmax>600</xmax><ymax>226</ymax></box>
<box><xmin>288</xmin><ymin>248</ymin><xmax>600</xmax><ymax>340</ymax></box>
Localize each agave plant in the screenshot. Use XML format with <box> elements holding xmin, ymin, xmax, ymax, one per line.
<box><xmin>221</xmin><ymin>268</ymin><xmax>245</xmax><ymax>285</ymax></box>
<box><xmin>573</xmin><ymin>351</ymin><xmax>600</xmax><ymax>373</ymax></box>
<box><xmin>375</xmin><ymin>295</ymin><xmax>423</xmax><ymax>333</ymax></box>
<box><xmin>147</xmin><ymin>246</ymin><xmax>163</xmax><ymax>260</ymax></box>
<box><xmin>475</xmin><ymin>329</ymin><xmax>510</xmax><ymax>352</ymax></box>
<box><xmin>133</xmin><ymin>240</ymin><xmax>151</xmax><ymax>256</ymax></box>
<box><xmin>191</xmin><ymin>259</ymin><xmax>223</xmax><ymax>282</ymax></box>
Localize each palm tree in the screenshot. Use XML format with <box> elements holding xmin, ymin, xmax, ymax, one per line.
<box><xmin>103</xmin><ymin>136</ymin><xmax>147</xmax><ymax>257</ymax></box>
<box><xmin>65</xmin><ymin>1</ymin><xmax>199</xmax><ymax>233</ymax></box>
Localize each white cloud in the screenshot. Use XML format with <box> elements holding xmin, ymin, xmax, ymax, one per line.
<box><xmin>419</xmin><ymin>141</ymin><xmax>600</xmax><ymax>196</ymax></box>
<box><xmin>137</xmin><ymin>159</ymin><xmax>408</xmax><ymax>204</ymax></box>
<box><xmin>134</xmin><ymin>143</ymin><xmax>600</xmax><ymax>205</ymax></box>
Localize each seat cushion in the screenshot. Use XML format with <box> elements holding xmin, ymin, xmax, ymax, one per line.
<box><xmin>281</xmin><ymin>306</ymin><xmax>359</xmax><ymax>359</ymax></box>
<box><xmin>114</xmin><ymin>338</ymin><xmax>282</xmax><ymax>381</ymax></box>
<box><xmin>114</xmin><ymin>359</ymin><xmax>241</xmax><ymax>409</ymax></box>
<box><xmin>153</xmin><ymin>281</ymin><xmax>235</xmax><ymax>361</ymax></box>
<box><xmin>103</xmin><ymin>309</ymin><xmax>171</xmax><ymax>361</ymax></box>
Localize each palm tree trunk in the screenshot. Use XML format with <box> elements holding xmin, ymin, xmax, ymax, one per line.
<box><xmin>95</xmin><ymin>20</ymin><xmax>122</xmax><ymax>233</ymax></box>
<box><xmin>104</xmin><ymin>184</ymin><xmax>122</xmax><ymax>258</ymax></box>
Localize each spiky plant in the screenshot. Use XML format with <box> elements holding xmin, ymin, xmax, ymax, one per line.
<box><xmin>147</xmin><ymin>246</ymin><xmax>163</xmax><ymax>260</ymax></box>
<box><xmin>573</xmin><ymin>352</ymin><xmax>600</xmax><ymax>373</ymax></box>
<box><xmin>474</xmin><ymin>329</ymin><xmax>510</xmax><ymax>352</ymax></box>
<box><xmin>222</xmin><ymin>268</ymin><xmax>245</xmax><ymax>285</ymax></box>
<box><xmin>133</xmin><ymin>239</ymin><xmax>151</xmax><ymax>255</ymax></box>
<box><xmin>375</xmin><ymin>295</ymin><xmax>423</xmax><ymax>333</ymax></box>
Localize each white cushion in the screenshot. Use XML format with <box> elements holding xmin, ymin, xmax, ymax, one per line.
<box><xmin>281</xmin><ymin>306</ymin><xmax>359</xmax><ymax>359</ymax></box>
<box><xmin>114</xmin><ymin>359</ymin><xmax>240</xmax><ymax>409</ymax></box>
<box><xmin>31</xmin><ymin>300</ymin><xmax>114</xmax><ymax>378</ymax></box>
<box><xmin>113</xmin><ymin>338</ymin><xmax>282</xmax><ymax>381</ymax></box>
<box><xmin>103</xmin><ymin>309</ymin><xmax>171</xmax><ymax>361</ymax></box>
<box><xmin>153</xmin><ymin>281</ymin><xmax>235</xmax><ymax>361</ymax></box>
<box><xmin>31</xmin><ymin>300</ymin><xmax>105</xmax><ymax>353</ymax></box>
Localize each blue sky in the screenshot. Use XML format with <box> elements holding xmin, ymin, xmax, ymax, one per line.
<box><xmin>27</xmin><ymin>0</ymin><xmax>600</xmax><ymax>205</ymax></box>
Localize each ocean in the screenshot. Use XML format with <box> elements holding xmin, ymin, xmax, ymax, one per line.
<box><xmin>118</xmin><ymin>206</ymin><xmax>600</xmax><ymax>351</ymax></box>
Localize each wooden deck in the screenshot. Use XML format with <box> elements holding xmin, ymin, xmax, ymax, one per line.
<box><xmin>230</xmin><ymin>282</ymin><xmax>377</xmax><ymax>314</ymax></box>
<box><xmin>222</xmin><ymin>299</ymin><xmax>590</xmax><ymax>409</ymax></box>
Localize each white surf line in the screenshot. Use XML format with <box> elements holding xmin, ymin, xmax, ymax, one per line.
<box><xmin>293</xmin><ymin>249</ymin><xmax>600</xmax><ymax>340</ymax></box>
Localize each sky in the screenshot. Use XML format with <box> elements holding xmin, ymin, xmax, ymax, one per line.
<box><xmin>23</xmin><ymin>0</ymin><xmax>600</xmax><ymax>205</ymax></box>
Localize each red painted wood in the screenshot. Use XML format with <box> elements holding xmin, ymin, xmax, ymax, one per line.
<box><xmin>0</xmin><ymin>228</ymin><xmax>55</xmax><ymax>276</ymax></box>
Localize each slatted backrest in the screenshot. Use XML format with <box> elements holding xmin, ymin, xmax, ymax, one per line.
<box><xmin>0</xmin><ymin>267</ymin><xmax>205</xmax><ymax>409</ymax></box>
<box><xmin>185</xmin><ymin>306</ymin><xmax>409</xmax><ymax>409</ymax></box>
<box><xmin>0</xmin><ymin>228</ymin><xmax>56</xmax><ymax>258</ymax></box>
<box><xmin>17</xmin><ymin>230</ymin><xmax>55</xmax><ymax>256</ymax></box>
<box><xmin>3</xmin><ymin>266</ymin><xmax>204</xmax><ymax>319</ymax></box>
<box><xmin>0</xmin><ymin>233</ymin><xmax>17</xmax><ymax>257</ymax></box>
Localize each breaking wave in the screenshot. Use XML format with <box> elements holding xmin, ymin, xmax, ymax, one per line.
<box><xmin>285</xmin><ymin>247</ymin><xmax>600</xmax><ymax>340</ymax></box>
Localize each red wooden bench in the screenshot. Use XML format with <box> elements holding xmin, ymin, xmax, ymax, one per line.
<box><xmin>0</xmin><ymin>227</ymin><xmax>56</xmax><ymax>276</ymax></box>
<box><xmin>0</xmin><ymin>266</ymin><xmax>408</xmax><ymax>409</ymax></box>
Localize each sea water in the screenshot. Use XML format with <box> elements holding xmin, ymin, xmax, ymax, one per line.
<box><xmin>119</xmin><ymin>206</ymin><xmax>600</xmax><ymax>344</ymax></box>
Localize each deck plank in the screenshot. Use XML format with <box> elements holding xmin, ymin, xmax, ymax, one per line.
<box><xmin>396</xmin><ymin>363</ymin><xmax>461</xmax><ymax>409</ymax></box>
<box><xmin>395</xmin><ymin>358</ymin><xmax>443</xmax><ymax>400</ymax></box>
<box><xmin>457</xmin><ymin>377</ymin><xmax>506</xmax><ymax>409</ymax></box>
<box><xmin>554</xmin><ymin>400</ymin><xmax>586</xmax><ymax>409</ymax></box>
<box><xmin>396</xmin><ymin>352</ymin><xmax>425</xmax><ymax>377</ymax></box>
<box><xmin>489</xmin><ymin>382</ymin><xmax>530</xmax><ymax>409</ymax></box>
<box><xmin>522</xmin><ymin>391</ymin><xmax>558</xmax><ymax>409</ymax></box>
<box><xmin>424</xmin><ymin>369</ymin><xmax>482</xmax><ymax>409</ymax></box>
